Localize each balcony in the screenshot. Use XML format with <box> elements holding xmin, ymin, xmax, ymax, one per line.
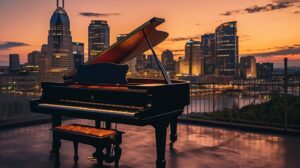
<box><xmin>1</xmin><ymin>119</ymin><xmax>300</xmax><ymax>168</ymax></box>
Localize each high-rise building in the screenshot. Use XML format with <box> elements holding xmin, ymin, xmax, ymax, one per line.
<box><xmin>27</xmin><ymin>51</ymin><xmax>41</xmax><ymax>66</ymax></box>
<box><xmin>240</xmin><ymin>56</ymin><xmax>256</xmax><ymax>79</ymax></box>
<box><xmin>201</xmin><ymin>33</ymin><xmax>216</xmax><ymax>74</ymax></box>
<box><xmin>135</xmin><ymin>55</ymin><xmax>147</xmax><ymax>72</ymax></box>
<box><xmin>215</xmin><ymin>21</ymin><xmax>239</xmax><ymax>76</ymax></box>
<box><xmin>116</xmin><ymin>34</ymin><xmax>127</xmax><ymax>42</ymax></box>
<box><xmin>39</xmin><ymin>0</ymin><xmax>74</xmax><ymax>82</ymax></box>
<box><xmin>256</xmin><ymin>62</ymin><xmax>273</xmax><ymax>80</ymax></box>
<box><xmin>72</xmin><ymin>42</ymin><xmax>84</xmax><ymax>69</ymax></box>
<box><xmin>161</xmin><ymin>50</ymin><xmax>175</xmax><ymax>74</ymax></box>
<box><xmin>88</xmin><ymin>20</ymin><xmax>110</xmax><ymax>61</ymax></box>
<box><xmin>9</xmin><ymin>54</ymin><xmax>20</xmax><ymax>71</ymax></box>
<box><xmin>145</xmin><ymin>55</ymin><xmax>158</xmax><ymax>70</ymax></box>
<box><xmin>185</xmin><ymin>39</ymin><xmax>203</xmax><ymax>75</ymax></box>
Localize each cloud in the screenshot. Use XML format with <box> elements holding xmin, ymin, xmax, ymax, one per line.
<box><xmin>172</xmin><ymin>49</ymin><xmax>185</xmax><ymax>53</ymax></box>
<box><xmin>221</xmin><ymin>0</ymin><xmax>300</xmax><ymax>16</ymax></box>
<box><xmin>167</xmin><ymin>35</ymin><xmax>200</xmax><ymax>42</ymax></box>
<box><xmin>79</xmin><ymin>12</ymin><xmax>121</xmax><ymax>18</ymax></box>
<box><xmin>0</xmin><ymin>41</ymin><xmax>30</xmax><ymax>51</ymax></box>
<box><xmin>294</xmin><ymin>11</ymin><xmax>300</xmax><ymax>13</ymax></box>
<box><xmin>245</xmin><ymin>44</ymin><xmax>300</xmax><ymax>57</ymax></box>
<box><xmin>221</xmin><ymin>10</ymin><xmax>241</xmax><ymax>16</ymax></box>
<box><xmin>239</xmin><ymin>34</ymin><xmax>252</xmax><ymax>41</ymax></box>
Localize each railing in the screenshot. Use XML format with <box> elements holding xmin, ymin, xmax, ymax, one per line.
<box><xmin>1</xmin><ymin>76</ymin><xmax>300</xmax><ymax>131</ymax></box>
<box><xmin>184</xmin><ymin>78</ymin><xmax>300</xmax><ymax>130</ymax></box>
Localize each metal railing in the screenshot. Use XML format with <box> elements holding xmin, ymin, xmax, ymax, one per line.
<box><xmin>184</xmin><ymin>78</ymin><xmax>300</xmax><ymax>129</ymax></box>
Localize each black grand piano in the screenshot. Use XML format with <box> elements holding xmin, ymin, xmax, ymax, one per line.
<box><xmin>30</xmin><ymin>17</ymin><xmax>190</xmax><ymax>168</ymax></box>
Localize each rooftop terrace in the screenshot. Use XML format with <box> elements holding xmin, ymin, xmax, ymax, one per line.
<box><xmin>1</xmin><ymin>119</ymin><xmax>300</xmax><ymax>168</ymax></box>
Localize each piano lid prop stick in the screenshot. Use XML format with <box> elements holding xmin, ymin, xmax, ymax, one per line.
<box><xmin>142</xmin><ymin>29</ymin><xmax>172</xmax><ymax>84</ymax></box>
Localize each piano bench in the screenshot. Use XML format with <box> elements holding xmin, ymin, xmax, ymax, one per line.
<box><xmin>52</xmin><ymin>124</ymin><xmax>123</xmax><ymax>168</ymax></box>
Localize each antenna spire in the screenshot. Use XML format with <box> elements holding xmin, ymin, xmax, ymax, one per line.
<box><xmin>56</xmin><ymin>0</ymin><xmax>59</xmax><ymax>8</ymax></box>
<box><xmin>62</xmin><ymin>0</ymin><xmax>65</xmax><ymax>8</ymax></box>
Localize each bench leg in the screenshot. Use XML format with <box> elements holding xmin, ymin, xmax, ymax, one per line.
<box><xmin>95</xmin><ymin>146</ymin><xmax>104</xmax><ymax>168</ymax></box>
<box><xmin>53</xmin><ymin>138</ymin><xmax>60</xmax><ymax>168</ymax></box>
<box><xmin>73</xmin><ymin>142</ymin><xmax>79</xmax><ymax>162</ymax></box>
<box><xmin>114</xmin><ymin>145</ymin><xmax>122</xmax><ymax>168</ymax></box>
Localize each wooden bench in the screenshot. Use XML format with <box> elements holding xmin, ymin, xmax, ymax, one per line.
<box><xmin>52</xmin><ymin>124</ymin><xmax>123</xmax><ymax>168</ymax></box>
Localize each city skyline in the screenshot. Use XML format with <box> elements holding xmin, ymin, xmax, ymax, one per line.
<box><xmin>0</xmin><ymin>0</ymin><xmax>300</xmax><ymax>67</ymax></box>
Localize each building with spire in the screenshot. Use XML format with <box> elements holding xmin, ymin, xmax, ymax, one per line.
<box><xmin>39</xmin><ymin>0</ymin><xmax>74</xmax><ymax>82</ymax></box>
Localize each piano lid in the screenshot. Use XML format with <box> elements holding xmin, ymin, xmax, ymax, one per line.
<box><xmin>87</xmin><ymin>17</ymin><xmax>168</xmax><ymax>65</ymax></box>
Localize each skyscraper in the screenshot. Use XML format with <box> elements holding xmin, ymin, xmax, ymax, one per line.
<box><xmin>201</xmin><ymin>33</ymin><xmax>216</xmax><ymax>74</ymax></box>
<box><xmin>27</xmin><ymin>51</ymin><xmax>41</xmax><ymax>66</ymax></box>
<box><xmin>72</xmin><ymin>42</ymin><xmax>84</xmax><ymax>69</ymax></box>
<box><xmin>39</xmin><ymin>0</ymin><xmax>74</xmax><ymax>82</ymax></box>
<box><xmin>145</xmin><ymin>55</ymin><xmax>158</xmax><ymax>70</ymax></box>
<box><xmin>116</xmin><ymin>34</ymin><xmax>127</xmax><ymax>42</ymax></box>
<box><xmin>240</xmin><ymin>56</ymin><xmax>256</xmax><ymax>79</ymax></box>
<box><xmin>185</xmin><ymin>39</ymin><xmax>203</xmax><ymax>75</ymax></box>
<box><xmin>256</xmin><ymin>63</ymin><xmax>273</xmax><ymax>80</ymax></box>
<box><xmin>161</xmin><ymin>50</ymin><xmax>175</xmax><ymax>74</ymax></box>
<box><xmin>88</xmin><ymin>20</ymin><xmax>110</xmax><ymax>61</ymax></box>
<box><xmin>135</xmin><ymin>55</ymin><xmax>147</xmax><ymax>72</ymax></box>
<box><xmin>215</xmin><ymin>21</ymin><xmax>238</xmax><ymax>76</ymax></box>
<box><xmin>9</xmin><ymin>54</ymin><xmax>20</xmax><ymax>71</ymax></box>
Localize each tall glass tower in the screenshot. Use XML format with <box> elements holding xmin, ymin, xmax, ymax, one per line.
<box><xmin>201</xmin><ymin>33</ymin><xmax>216</xmax><ymax>74</ymax></box>
<box><xmin>215</xmin><ymin>21</ymin><xmax>238</xmax><ymax>76</ymax></box>
<box><xmin>39</xmin><ymin>0</ymin><xmax>74</xmax><ymax>82</ymax></box>
<box><xmin>88</xmin><ymin>20</ymin><xmax>110</xmax><ymax>61</ymax></box>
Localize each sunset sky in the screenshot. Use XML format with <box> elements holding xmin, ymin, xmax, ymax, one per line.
<box><xmin>0</xmin><ymin>0</ymin><xmax>300</xmax><ymax>67</ymax></box>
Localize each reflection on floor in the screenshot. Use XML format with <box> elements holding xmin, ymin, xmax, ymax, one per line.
<box><xmin>0</xmin><ymin>119</ymin><xmax>300</xmax><ymax>168</ymax></box>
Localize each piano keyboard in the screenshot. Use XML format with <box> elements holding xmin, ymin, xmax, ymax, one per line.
<box><xmin>38</xmin><ymin>103</ymin><xmax>137</xmax><ymax>117</ymax></box>
<box><xmin>60</xmin><ymin>99</ymin><xmax>145</xmax><ymax>111</ymax></box>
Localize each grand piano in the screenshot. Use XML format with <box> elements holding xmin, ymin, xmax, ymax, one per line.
<box><xmin>30</xmin><ymin>17</ymin><xmax>190</xmax><ymax>168</ymax></box>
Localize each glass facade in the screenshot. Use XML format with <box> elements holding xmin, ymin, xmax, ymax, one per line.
<box><xmin>256</xmin><ymin>63</ymin><xmax>274</xmax><ymax>80</ymax></box>
<box><xmin>39</xmin><ymin>2</ymin><xmax>74</xmax><ymax>83</ymax></box>
<box><xmin>215</xmin><ymin>21</ymin><xmax>238</xmax><ymax>76</ymax></box>
<box><xmin>161</xmin><ymin>49</ymin><xmax>175</xmax><ymax>74</ymax></box>
<box><xmin>201</xmin><ymin>33</ymin><xmax>216</xmax><ymax>74</ymax></box>
<box><xmin>9</xmin><ymin>54</ymin><xmax>20</xmax><ymax>71</ymax></box>
<box><xmin>184</xmin><ymin>40</ymin><xmax>203</xmax><ymax>75</ymax></box>
<box><xmin>72</xmin><ymin>42</ymin><xmax>84</xmax><ymax>69</ymax></box>
<box><xmin>88</xmin><ymin>20</ymin><xmax>110</xmax><ymax>61</ymax></box>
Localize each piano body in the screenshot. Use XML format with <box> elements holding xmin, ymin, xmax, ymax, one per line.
<box><xmin>30</xmin><ymin>17</ymin><xmax>190</xmax><ymax>168</ymax></box>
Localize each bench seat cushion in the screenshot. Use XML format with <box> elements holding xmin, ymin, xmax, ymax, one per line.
<box><xmin>54</xmin><ymin>124</ymin><xmax>117</xmax><ymax>138</ymax></box>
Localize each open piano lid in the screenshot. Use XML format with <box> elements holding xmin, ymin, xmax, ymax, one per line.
<box><xmin>87</xmin><ymin>17</ymin><xmax>168</xmax><ymax>64</ymax></box>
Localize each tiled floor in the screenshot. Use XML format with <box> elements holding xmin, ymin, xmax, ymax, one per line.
<box><xmin>0</xmin><ymin>119</ymin><xmax>300</xmax><ymax>168</ymax></box>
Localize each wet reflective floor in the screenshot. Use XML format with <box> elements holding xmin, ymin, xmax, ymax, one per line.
<box><xmin>0</xmin><ymin>119</ymin><xmax>300</xmax><ymax>168</ymax></box>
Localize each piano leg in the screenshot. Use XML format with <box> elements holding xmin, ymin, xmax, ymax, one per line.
<box><xmin>105</xmin><ymin>122</ymin><xmax>114</xmax><ymax>163</ymax></box>
<box><xmin>51</xmin><ymin>114</ymin><xmax>62</xmax><ymax>156</ymax></box>
<box><xmin>153</xmin><ymin>122</ymin><xmax>169</xmax><ymax>168</ymax></box>
<box><xmin>93</xmin><ymin>120</ymin><xmax>101</xmax><ymax>158</ymax></box>
<box><xmin>169</xmin><ymin>117</ymin><xmax>178</xmax><ymax>148</ymax></box>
